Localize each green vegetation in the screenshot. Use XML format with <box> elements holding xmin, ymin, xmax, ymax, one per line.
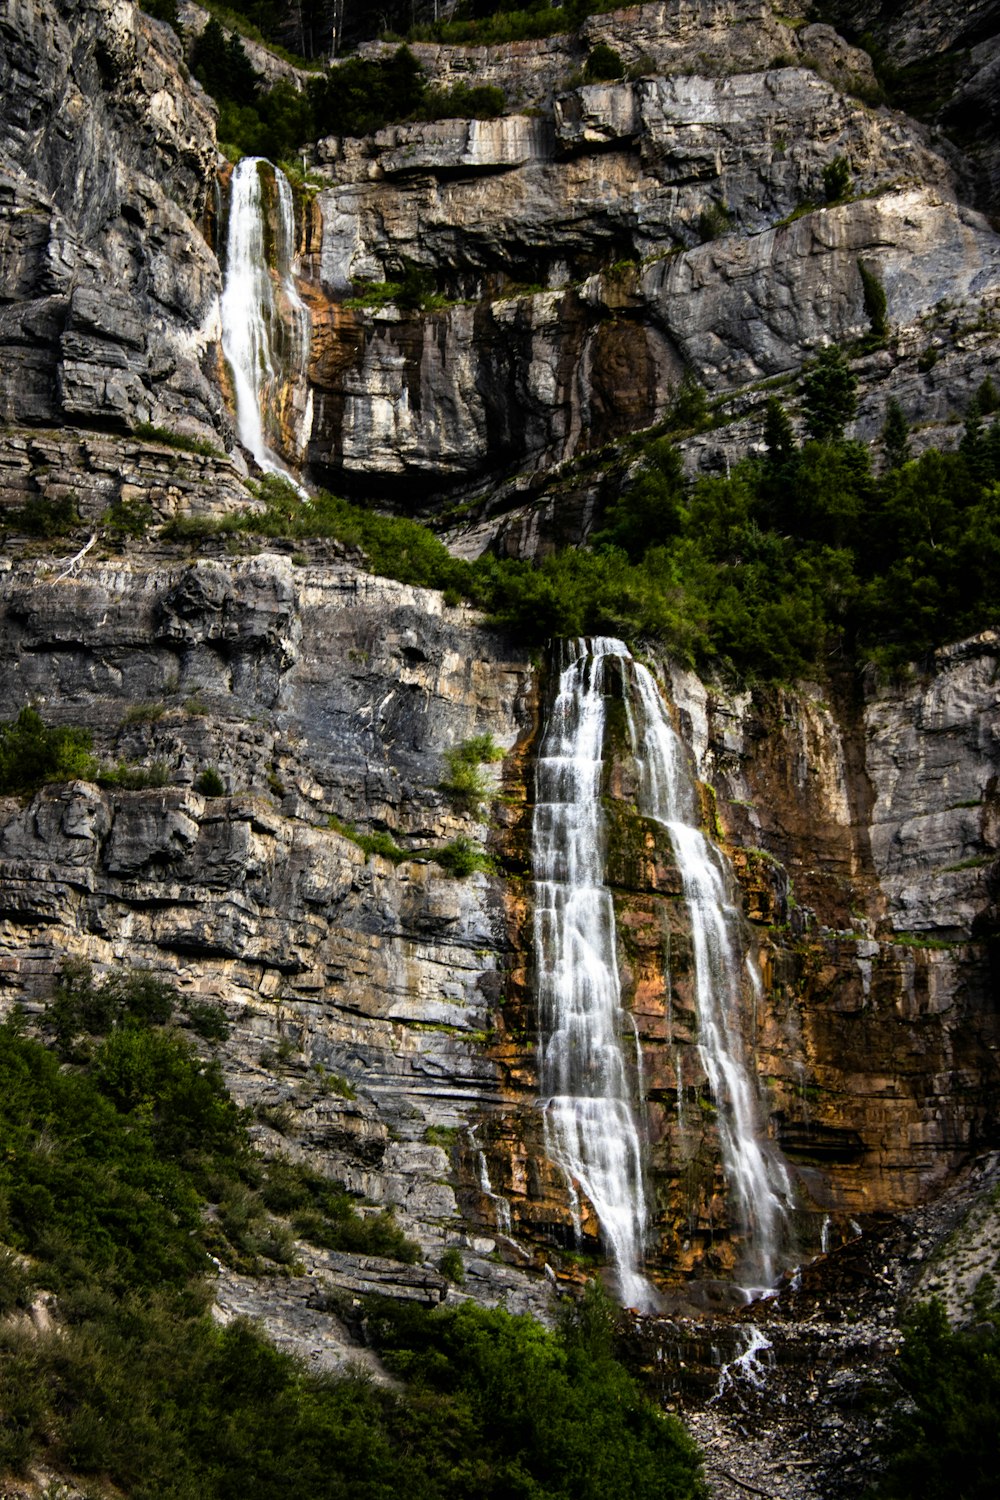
<box><xmin>859</xmin><ymin>260</ymin><xmax>890</xmax><ymax>343</ymax></box>
<box><xmin>195</xmin><ymin>766</ymin><xmax>226</xmax><ymax>796</ymax></box>
<box><xmin>871</xmin><ymin>1296</ymin><xmax>1000</xmax><ymax>1500</ymax></box>
<box><xmin>0</xmin><ymin>964</ymin><xmax>704</xmax><ymax>1499</ymax></box>
<box><xmin>328</xmin><ymin>813</ymin><xmax>408</xmax><ymax>863</ymax></box>
<box><xmin>0</xmin><ymin>707</ymin><xmax>97</xmax><ymax>794</ymax></box>
<box><xmin>0</xmin><ymin>492</ymin><xmax>79</xmax><ymax>538</ymax></box>
<box><xmin>166</xmin><ymin>354</ymin><xmax>1000</xmax><ymax>682</ymax></box>
<box><xmin>583</xmin><ymin>42</ymin><xmax>624</xmax><ymax>83</ymax></box>
<box><xmin>435</xmin><ymin>836</ymin><xmax>497</xmax><ymax>878</ymax></box>
<box><xmin>823</xmin><ymin>154</ymin><xmax>852</xmax><ymax>203</ymax></box>
<box><xmin>438</xmin><ymin>1247</ymin><xmax>465</xmax><ymax>1283</ymax></box>
<box><xmin>193</xmin><ymin>26</ymin><xmax>505</xmax><ymax>162</ymax></box>
<box><xmin>409</xmin><ymin>2</ymin><xmax>622</xmax><ymax>47</ymax></box>
<box><xmin>363</xmin><ymin>1285</ymin><xmax>706</xmax><ymax>1500</ymax></box>
<box><xmin>97</xmin><ymin>758</ymin><xmax>171</xmax><ymax>790</ymax></box>
<box><xmin>441</xmin><ymin>734</ymin><xmax>504</xmax><ymax>811</ymax></box>
<box><xmin>132</xmin><ymin>422</ymin><xmax>224</xmax><ymax>458</ymax></box>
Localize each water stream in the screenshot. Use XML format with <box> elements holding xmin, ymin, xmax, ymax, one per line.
<box><xmin>620</xmin><ymin>652</ymin><xmax>792</xmax><ymax>1291</ymax></box>
<box><xmin>533</xmin><ymin>638</ymin><xmax>656</xmax><ymax>1311</ymax></box>
<box><xmin>221</xmin><ymin>156</ymin><xmax>311</xmax><ymax>485</ymax></box>
<box><xmin>533</xmin><ymin>638</ymin><xmax>790</xmax><ymax>1303</ymax></box>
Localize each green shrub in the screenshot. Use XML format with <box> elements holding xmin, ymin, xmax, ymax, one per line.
<box><xmin>801</xmin><ymin>345</ymin><xmax>858</xmax><ymax>441</ymax></box>
<box><xmin>0</xmin><ymin>707</ymin><xmax>97</xmax><ymax>794</ymax></box>
<box><xmin>697</xmin><ymin>201</ymin><xmax>732</xmax><ymax>243</ymax></box>
<box><xmin>859</xmin><ymin>259</ymin><xmax>889</xmax><ymax>342</ymax></box>
<box><xmin>422</xmin><ymin>82</ymin><xmax>506</xmax><ymax>120</ymax></box>
<box><xmin>872</xmin><ymin>1298</ymin><xmax>1000</xmax><ymax>1500</ymax></box>
<box><xmin>102</xmin><ymin>494</ymin><xmax>156</xmax><ymax>538</ymax></box>
<box><xmin>3</xmin><ymin>493</ymin><xmax>79</xmax><ymax>537</ymax></box>
<box><xmin>435</xmin><ymin>837</ymin><xmax>496</xmax><ymax>878</ymax></box>
<box><xmin>97</xmin><ymin>759</ymin><xmax>170</xmax><ymax>790</ymax></box>
<box><xmin>583</xmin><ymin>43</ymin><xmax>624</xmax><ymax>82</ymax></box>
<box><xmin>328</xmin><ymin>815</ymin><xmax>407</xmax><ymax>863</ymax></box>
<box><xmin>195</xmin><ymin>767</ymin><xmax>225</xmax><ymax>796</ymax></box>
<box><xmin>132</xmin><ymin>422</ymin><xmax>223</xmax><ymax>458</ymax></box>
<box><xmin>440</xmin><ymin>735</ymin><xmax>503</xmax><ymax>811</ymax></box>
<box><xmin>183</xmin><ymin>999</ymin><xmax>231</xmax><ymax>1043</ymax></box>
<box><xmin>823</xmin><ymin>155</ymin><xmax>851</xmax><ymax>202</ymax></box>
<box><xmin>438</xmin><ymin>1247</ymin><xmax>465</xmax><ymax>1283</ymax></box>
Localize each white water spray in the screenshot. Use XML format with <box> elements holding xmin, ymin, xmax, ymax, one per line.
<box><xmin>533</xmin><ymin>638</ymin><xmax>790</xmax><ymax>1304</ymax></box>
<box><xmin>711</xmin><ymin>1325</ymin><xmax>773</xmax><ymax>1403</ymax></box>
<box><xmin>221</xmin><ymin>157</ymin><xmax>311</xmax><ymax>485</ymax></box>
<box><xmin>619</xmin><ymin>650</ymin><xmax>792</xmax><ymax>1290</ymax></box>
<box><xmin>533</xmin><ymin>638</ymin><xmax>657</xmax><ymax>1311</ymax></box>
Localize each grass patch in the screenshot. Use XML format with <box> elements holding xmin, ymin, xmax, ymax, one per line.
<box><xmin>132</xmin><ymin>422</ymin><xmax>224</xmax><ymax>459</ymax></box>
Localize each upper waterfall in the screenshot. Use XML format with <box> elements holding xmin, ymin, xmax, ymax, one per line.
<box><xmin>221</xmin><ymin>157</ymin><xmax>312</xmax><ymax>486</ymax></box>
<box><xmin>533</xmin><ymin>638</ymin><xmax>792</xmax><ymax>1303</ymax></box>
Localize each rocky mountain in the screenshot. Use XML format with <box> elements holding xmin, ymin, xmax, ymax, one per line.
<box><xmin>1</xmin><ymin>3</ymin><xmax>998</xmax><ymax>1497</ymax></box>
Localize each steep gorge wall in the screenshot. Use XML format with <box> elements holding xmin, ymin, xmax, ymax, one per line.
<box><xmin>298</xmin><ymin>2</ymin><xmax>1000</xmax><ymax>505</ymax></box>
<box><xmin>0</xmin><ymin>0</ymin><xmax>998</xmax><ymax>1316</ymax></box>
<box><xmin>1</xmin><ymin>549</ymin><xmax>995</xmax><ymax>1301</ymax></box>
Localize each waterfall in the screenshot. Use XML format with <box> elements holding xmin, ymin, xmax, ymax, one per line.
<box><xmin>620</xmin><ymin>651</ymin><xmax>792</xmax><ymax>1291</ymax></box>
<box><xmin>221</xmin><ymin>157</ymin><xmax>311</xmax><ymax>485</ymax></box>
<box><xmin>533</xmin><ymin>638</ymin><xmax>656</xmax><ymax>1311</ymax></box>
<box><xmin>533</xmin><ymin>637</ymin><xmax>790</xmax><ymax>1303</ymax></box>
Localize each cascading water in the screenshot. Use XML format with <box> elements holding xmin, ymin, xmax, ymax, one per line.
<box><xmin>619</xmin><ymin>651</ymin><xmax>792</xmax><ymax>1290</ymax></box>
<box><xmin>221</xmin><ymin>156</ymin><xmax>311</xmax><ymax>484</ymax></box>
<box><xmin>533</xmin><ymin>637</ymin><xmax>791</xmax><ymax>1304</ymax></box>
<box><xmin>533</xmin><ymin>638</ymin><xmax>657</xmax><ymax>1311</ymax></box>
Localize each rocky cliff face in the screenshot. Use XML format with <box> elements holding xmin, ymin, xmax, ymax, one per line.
<box><xmin>0</xmin><ymin>0</ymin><xmax>998</xmax><ymax>1417</ymax></box>
<box><xmin>0</xmin><ymin>549</ymin><xmax>996</xmax><ymax>1301</ymax></box>
<box><xmin>0</xmin><ymin>0</ymin><xmax>228</xmax><ymax>450</ymax></box>
<box><xmin>297</xmin><ymin>0</ymin><xmax>999</xmax><ymax>505</ymax></box>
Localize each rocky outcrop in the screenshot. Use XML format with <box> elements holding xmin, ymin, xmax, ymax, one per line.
<box><xmin>0</xmin><ymin>0</ymin><xmax>226</xmax><ymax>446</ymax></box>
<box><xmin>303</xmin><ymin>29</ymin><xmax>992</xmax><ymax>502</ymax></box>
<box><xmin>0</xmin><ymin>536</ymin><xmax>997</xmax><ymax>1295</ymax></box>
<box><xmin>0</xmin><ymin>553</ymin><xmax>560</xmax><ymax>1312</ymax></box>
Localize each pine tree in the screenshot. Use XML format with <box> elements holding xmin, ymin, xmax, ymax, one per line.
<box><xmin>882</xmin><ymin>398</ymin><xmax>910</xmax><ymax>468</ymax></box>
<box><xmin>801</xmin><ymin>346</ymin><xmax>858</xmax><ymax>442</ymax></box>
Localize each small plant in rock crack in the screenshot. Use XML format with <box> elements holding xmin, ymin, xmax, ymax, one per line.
<box><xmin>440</xmin><ymin>734</ymin><xmax>504</xmax><ymax>812</ymax></box>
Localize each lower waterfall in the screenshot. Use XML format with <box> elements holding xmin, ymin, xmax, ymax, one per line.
<box><xmin>221</xmin><ymin>156</ymin><xmax>311</xmax><ymax>484</ymax></box>
<box><xmin>533</xmin><ymin>638</ymin><xmax>656</xmax><ymax>1311</ymax></box>
<box><xmin>533</xmin><ymin>638</ymin><xmax>791</xmax><ymax>1302</ymax></box>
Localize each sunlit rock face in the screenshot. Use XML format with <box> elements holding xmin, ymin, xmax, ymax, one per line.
<box><xmin>299</xmin><ymin>65</ymin><xmax>999</xmax><ymax>501</ymax></box>
<box><xmin>0</xmin><ymin>0</ymin><xmax>998</xmax><ymax>1317</ymax></box>
<box><xmin>0</xmin><ymin>0</ymin><xmax>225</xmax><ymax>444</ymax></box>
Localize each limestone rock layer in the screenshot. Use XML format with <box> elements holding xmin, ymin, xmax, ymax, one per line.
<box><xmin>0</xmin><ymin>0</ymin><xmax>998</xmax><ymax>1314</ymax></box>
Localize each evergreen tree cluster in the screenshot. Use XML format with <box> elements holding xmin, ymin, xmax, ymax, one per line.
<box><xmin>0</xmin><ymin>971</ymin><xmax>704</xmax><ymax>1499</ymax></box>
<box><xmin>189</xmin><ymin>21</ymin><xmax>504</xmax><ymax>159</ymax></box>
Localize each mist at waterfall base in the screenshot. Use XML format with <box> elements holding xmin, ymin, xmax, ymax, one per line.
<box><xmin>221</xmin><ymin>157</ymin><xmax>311</xmax><ymax>489</ymax></box>
<box><xmin>533</xmin><ymin>637</ymin><xmax>792</xmax><ymax>1308</ymax></box>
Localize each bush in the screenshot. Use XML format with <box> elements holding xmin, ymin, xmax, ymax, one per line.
<box><xmin>441</xmin><ymin>735</ymin><xmax>503</xmax><ymax>811</ymax></box>
<box><xmin>422</xmin><ymin>82</ymin><xmax>506</xmax><ymax>120</ymax></box>
<box><xmin>823</xmin><ymin>155</ymin><xmax>851</xmax><ymax>202</ymax></box>
<box><xmin>435</xmin><ymin>837</ymin><xmax>496</xmax><ymax>878</ymax></box>
<box><xmin>859</xmin><ymin>259</ymin><xmax>889</xmax><ymax>342</ymax></box>
<box><xmin>194</xmin><ymin>767</ymin><xmax>225</xmax><ymax>796</ymax></box>
<box><xmin>98</xmin><ymin>759</ymin><xmax>170</xmax><ymax>790</ymax></box>
<box><xmin>0</xmin><ymin>707</ymin><xmax>97</xmax><ymax>794</ymax></box>
<box><xmin>872</xmin><ymin>1298</ymin><xmax>1000</xmax><ymax>1500</ymax></box>
<box><xmin>583</xmin><ymin>43</ymin><xmax>624</xmax><ymax>82</ymax></box>
<box><xmin>801</xmin><ymin>345</ymin><xmax>858</xmax><ymax>441</ymax></box>
<box><xmin>438</xmin><ymin>1247</ymin><xmax>465</xmax><ymax>1283</ymax></box>
<box><xmin>3</xmin><ymin>493</ymin><xmax>79</xmax><ymax>537</ymax></box>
